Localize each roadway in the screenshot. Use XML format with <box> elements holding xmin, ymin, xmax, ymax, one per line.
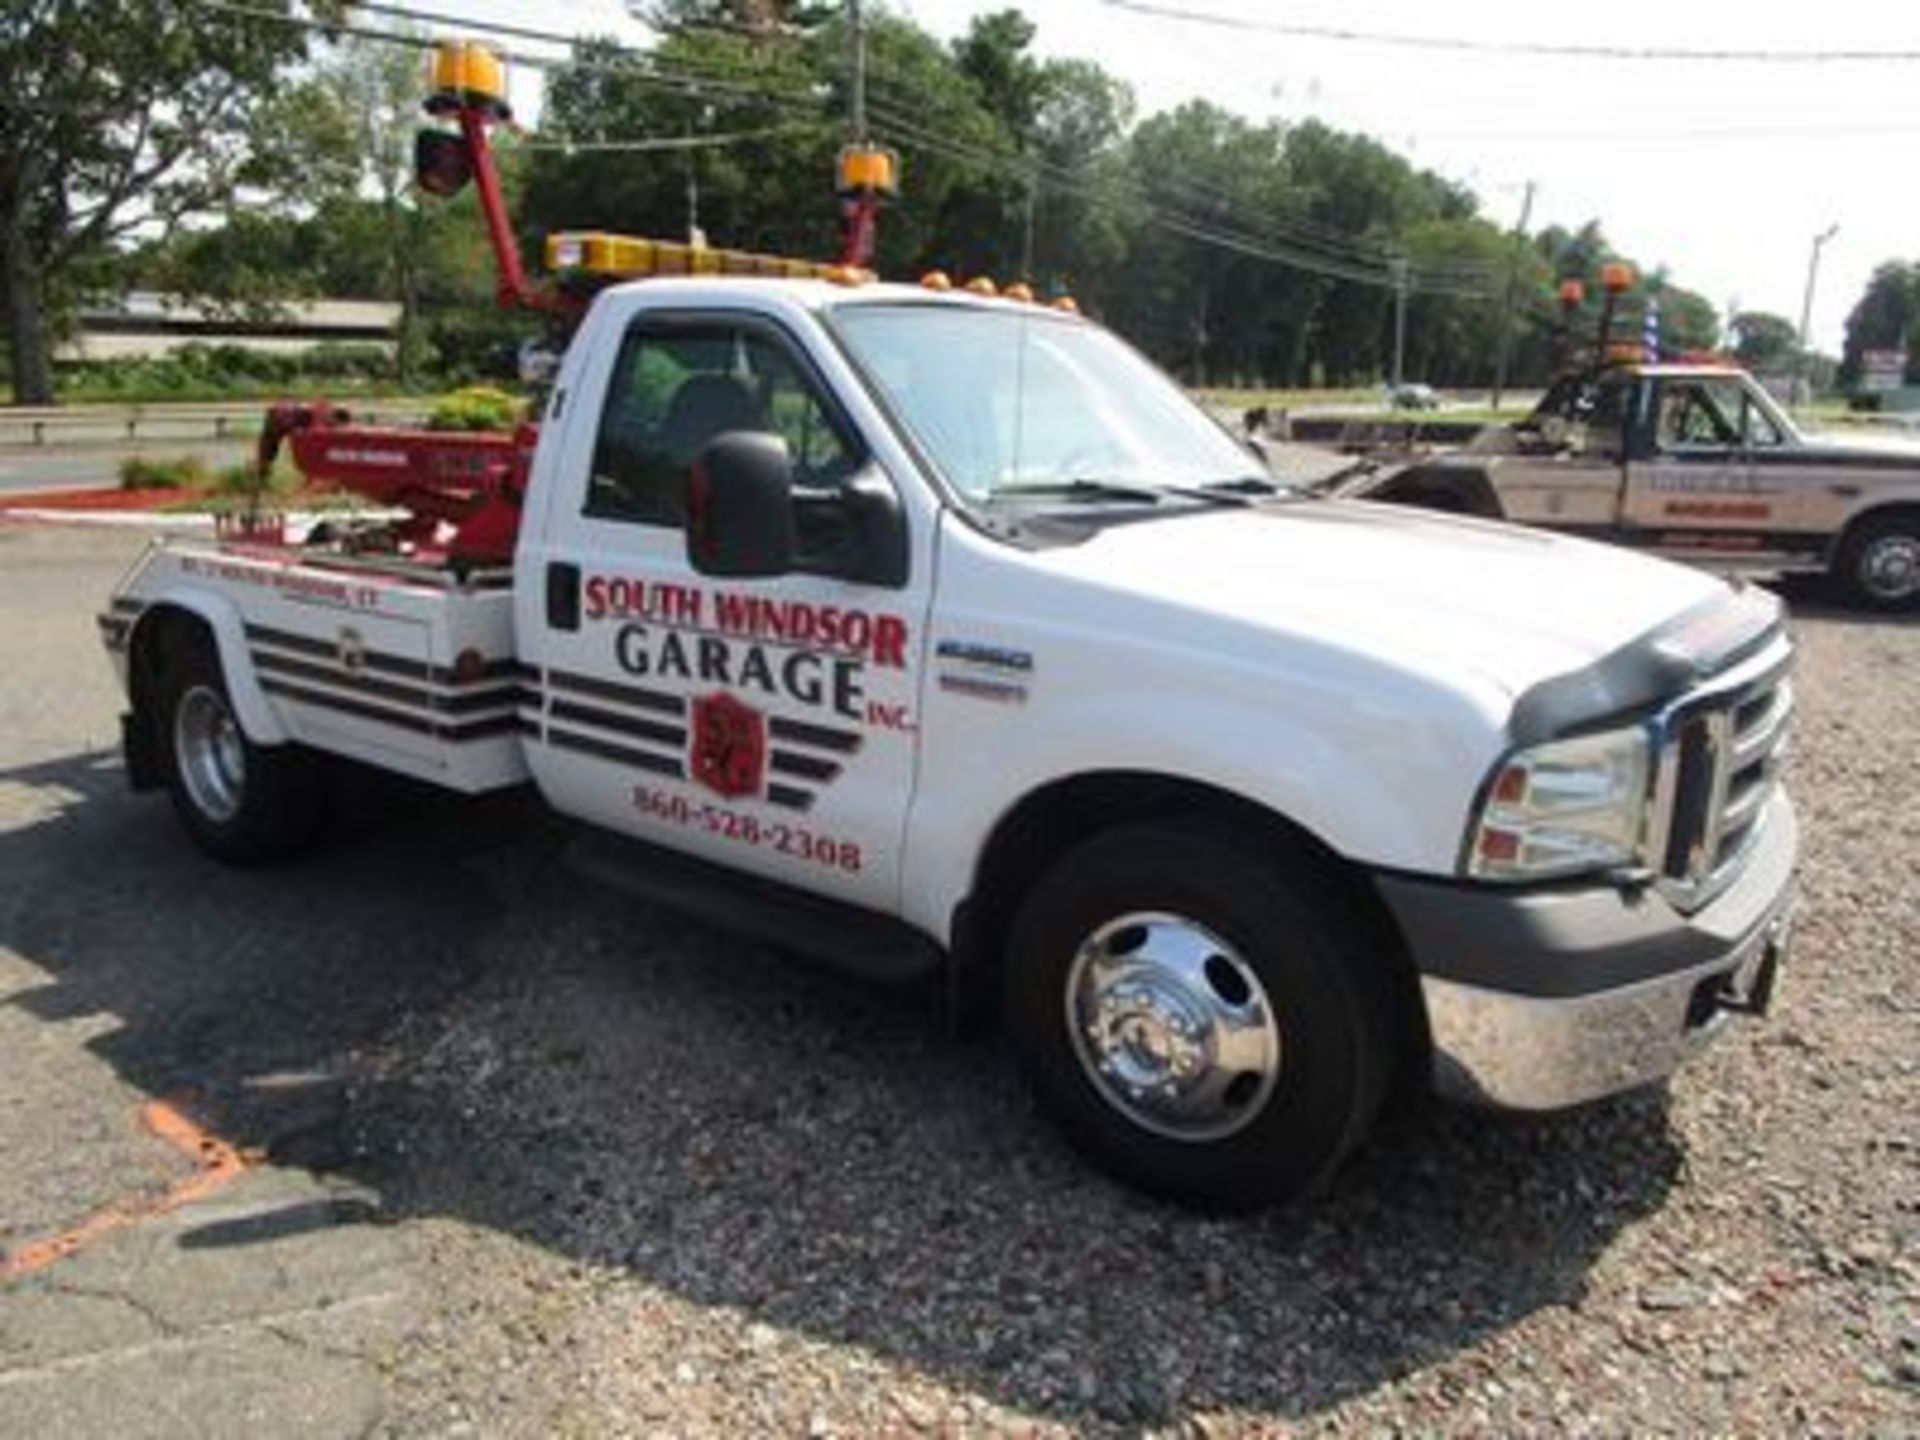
<box><xmin>0</xmin><ymin>439</ymin><xmax>253</xmax><ymax>496</ymax></box>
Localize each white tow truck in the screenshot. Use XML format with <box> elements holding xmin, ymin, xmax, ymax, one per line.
<box><xmin>98</xmin><ymin>269</ymin><xmax>1798</xmax><ymax>1208</ymax></box>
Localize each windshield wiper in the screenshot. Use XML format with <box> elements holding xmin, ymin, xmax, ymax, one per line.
<box><xmin>991</xmin><ymin>479</ymin><xmax>1167</xmax><ymax>505</ymax></box>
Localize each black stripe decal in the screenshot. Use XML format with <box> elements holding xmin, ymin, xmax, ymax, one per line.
<box><xmin>544</xmin><ymin>667</ymin><xmax>688</xmax><ymax>717</ymax></box>
<box><xmin>765</xmin><ymin>784</ymin><xmax>814</xmax><ymax>812</ymax></box>
<box><xmin>548</xmin><ymin>698</ymin><xmax>685</xmax><ymax>750</ymax></box>
<box><xmin>252</xmin><ymin>649</ymin><xmax>523</xmax><ymax>716</ymax></box>
<box><xmin>768</xmin><ymin>716</ymin><xmax>862</xmax><ymax>754</ymax></box>
<box><xmin>245</xmin><ymin>622</ymin><xmax>516</xmax><ymax>688</ymax></box>
<box><xmin>262</xmin><ymin>677</ymin><xmax>434</xmax><ymax>736</ymax></box>
<box><xmin>769</xmin><ymin>749</ymin><xmax>839</xmax><ymax>782</ymax></box>
<box><xmin>546</xmin><ymin>725</ymin><xmax>684</xmax><ymax>777</ymax></box>
<box><xmin>261</xmin><ymin>678</ymin><xmax>521</xmax><ymax>743</ymax></box>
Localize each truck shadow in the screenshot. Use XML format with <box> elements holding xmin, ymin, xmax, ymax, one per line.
<box><xmin>1773</xmin><ymin>574</ymin><xmax>1920</xmax><ymax>626</ymax></box>
<box><xmin>1</xmin><ymin>749</ymin><xmax>1682</xmax><ymax>1428</ymax></box>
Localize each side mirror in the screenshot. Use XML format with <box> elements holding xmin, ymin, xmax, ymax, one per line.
<box><xmin>686</xmin><ymin>432</ymin><xmax>795</xmax><ymax>578</ymax></box>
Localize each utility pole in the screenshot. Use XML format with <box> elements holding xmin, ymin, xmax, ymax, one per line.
<box><xmin>1021</xmin><ymin>169</ymin><xmax>1037</xmax><ymax>279</ymax></box>
<box><xmin>1490</xmin><ymin>180</ymin><xmax>1535</xmax><ymax>412</ymax></box>
<box><xmin>1797</xmin><ymin>222</ymin><xmax>1838</xmax><ymax>407</ymax></box>
<box><xmin>847</xmin><ymin>0</ymin><xmax>867</xmax><ymax>144</ymax></box>
<box><xmin>1389</xmin><ymin>256</ymin><xmax>1409</xmax><ymax>388</ymax></box>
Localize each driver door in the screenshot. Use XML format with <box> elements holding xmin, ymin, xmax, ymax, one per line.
<box><xmin>1621</xmin><ymin>375</ymin><xmax>1762</xmax><ymax>543</ymax></box>
<box><xmin>517</xmin><ymin>308</ymin><xmax>930</xmax><ymax>913</ymax></box>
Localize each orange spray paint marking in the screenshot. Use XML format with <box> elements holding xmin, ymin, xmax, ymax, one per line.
<box><xmin>0</xmin><ymin>1099</ymin><xmax>249</xmax><ymax>1282</ymax></box>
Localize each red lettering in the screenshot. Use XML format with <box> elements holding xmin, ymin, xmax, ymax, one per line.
<box><xmin>584</xmin><ymin>575</ymin><xmax>609</xmax><ymax>620</ymax></box>
<box><xmin>872</xmin><ymin>615</ymin><xmax>908</xmax><ymax>669</ymax></box>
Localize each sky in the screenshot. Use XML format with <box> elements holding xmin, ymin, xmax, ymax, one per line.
<box><xmin>479</xmin><ymin>0</ymin><xmax>1920</xmax><ymax>355</ymax></box>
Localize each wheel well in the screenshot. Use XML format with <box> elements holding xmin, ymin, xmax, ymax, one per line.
<box><xmin>1837</xmin><ymin>502</ymin><xmax>1920</xmax><ymax>553</ymax></box>
<box><xmin>949</xmin><ymin>771</ymin><xmax>1429</xmax><ymax>1068</ymax></box>
<box><xmin>127</xmin><ymin>606</ymin><xmax>213</xmax><ymax>727</ymax></box>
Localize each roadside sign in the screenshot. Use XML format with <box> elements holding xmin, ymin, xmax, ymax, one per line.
<box><xmin>1862</xmin><ymin>348</ymin><xmax>1909</xmax><ymax>393</ymax></box>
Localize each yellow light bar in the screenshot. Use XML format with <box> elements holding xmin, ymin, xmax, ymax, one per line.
<box><xmin>837</xmin><ymin>144</ymin><xmax>899</xmax><ymax>197</ymax></box>
<box><xmin>426</xmin><ymin>41</ymin><xmax>511</xmax><ymax>122</ymax></box>
<box><xmin>545</xmin><ymin>231</ymin><xmax>871</xmax><ymax>284</ymax></box>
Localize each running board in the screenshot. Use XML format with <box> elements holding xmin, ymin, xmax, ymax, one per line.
<box><xmin>565</xmin><ymin>828</ymin><xmax>944</xmax><ymax>986</ymax></box>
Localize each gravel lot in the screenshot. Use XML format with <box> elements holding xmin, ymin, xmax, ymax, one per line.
<box><xmin>2</xmin><ymin>524</ymin><xmax>1916</xmax><ymax>1436</ymax></box>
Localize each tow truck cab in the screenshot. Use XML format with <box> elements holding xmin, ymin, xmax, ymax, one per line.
<box><xmin>1356</xmin><ymin>362</ymin><xmax>1920</xmax><ymax>609</ymax></box>
<box><xmin>103</xmin><ymin>279</ymin><xmax>1797</xmax><ymax>1210</ymax></box>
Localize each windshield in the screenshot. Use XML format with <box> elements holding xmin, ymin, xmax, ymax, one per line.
<box><xmin>828</xmin><ymin>302</ymin><xmax>1263</xmax><ymax>502</ymax></box>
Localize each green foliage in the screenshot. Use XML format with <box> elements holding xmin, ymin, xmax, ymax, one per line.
<box><xmin>60</xmin><ymin>343</ymin><xmax>401</xmax><ymax>404</ymax></box>
<box><xmin>63</xmin><ymin>4</ymin><xmax>1747</xmax><ymax>400</ymax></box>
<box><xmin>427</xmin><ymin>385</ymin><xmax>527</xmax><ymax>432</ymax></box>
<box><xmin>0</xmin><ymin>0</ymin><xmax>335</xmax><ymax>402</ymax></box>
<box><xmin>119</xmin><ymin>455</ymin><xmax>213</xmax><ymax>491</ymax></box>
<box><xmin>1731</xmin><ymin>311</ymin><xmax>1800</xmax><ymax>372</ymax></box>
<box><xmin>1840</xmin><ymin>262</ymin><xmax>1920</xmax><ymax>388</ymax></box>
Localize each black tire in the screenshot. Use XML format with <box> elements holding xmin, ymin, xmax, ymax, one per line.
<box><xmin>1832</xmin><ymin>512</ymin><xmax>1920</xmax><ymax>611</ymax></box>
<box><xmin>154</xmin><ymin>631</ymin><xmax>327</xmax><ymax>864</ymax></box>
<box><xmin>1003</xmin><ymin>820</ymin><xmax>1394</xmax><ymax>1211</ymax></box>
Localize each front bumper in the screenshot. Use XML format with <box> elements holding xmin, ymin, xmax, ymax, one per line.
<box><xmin>1378</xmin><ymin>791</ymin><xmax>1797</xmax><ymax>1111</ymax></box>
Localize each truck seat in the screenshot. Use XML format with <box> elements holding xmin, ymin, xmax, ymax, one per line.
<box><xmin>661</xmin><ymin>373</ymin><xmax>766</xmax><ymax>466</ymax></box>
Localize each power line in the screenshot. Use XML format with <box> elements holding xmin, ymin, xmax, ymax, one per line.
<box><xmin>194</xmin><ymin>0</ymin><xmax>831</xmax><ymax>116</ymax></box>
<box><xmin>1092</xmin><ymin>0</ymin><xmax>1920</xmax><ymax>64</ymax></box>
<box><xmin>857</xmin><ymin>60</ymin><xmax>1510</xmax><ymax>282</ymax></box>
<box><xmin>194</xmin><ymin>0</ymin><xmax>1506</xmax><ymax>298</ymax></box>
<box><xmin>331</xmin><ymin>0</ymin><xmax>1513</xmax><ymax>289</ymax></box>
<box><xmin>863</xmin><ymin>98</ymin><xmax>1500</xmax><ymax>298</ymax></box>
<box><xmin>523</xmin><ymin>120</ymin><xmax>826</xmax><ymax>151</ymax></box>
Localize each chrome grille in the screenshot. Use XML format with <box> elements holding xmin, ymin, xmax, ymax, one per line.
<box><xmin>1650</xmin><ymin>648</ymin><xmax>1792</xmax><ymax>912</ymax></box>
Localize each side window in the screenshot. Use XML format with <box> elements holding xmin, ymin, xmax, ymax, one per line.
<box><xmin>1656</xmin><ymin>380</ymin><xmax>1740</xmax><ymax>450</ymax></box>
<box><xmin>1741</xmin><ymin>391</ymin><xmax>1784</xmax><ymax>447</ymax></box>
<box><xmin>585</xmin><ymin>321</ymin><xmax>860</xmax><ymax>526</ymax></box>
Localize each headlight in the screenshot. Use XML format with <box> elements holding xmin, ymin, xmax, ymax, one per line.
<box><xmin>1465</xmin><ymin>724</ymin><xmax>1653</xmax><ymax>882</ymax></box>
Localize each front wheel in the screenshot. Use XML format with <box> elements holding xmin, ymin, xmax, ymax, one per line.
<box><xmin>1003</xmin><ymin>821</ymin><xmax>1394</xmax><ymax>1210</ymax></box>
<box><xmin>155</xmin><ymin>633</ymin><xmax>326</xmax><ymax>863</ymax></box>
<box><xmin>1833</xmin><ymin>513</ymin><xmax>1920</xmax><ymax>611</ymax></box>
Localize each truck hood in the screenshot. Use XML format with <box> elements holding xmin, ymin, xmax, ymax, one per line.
<box><xmin>1043</xmin><ymin>498</ymin><xmax>1732</xmax><ymax>703</ymax></box>
<box><xmin>1789</xmin><ymin>431</ymin><xmax>1920</xmax><ymax>465</ymax></box>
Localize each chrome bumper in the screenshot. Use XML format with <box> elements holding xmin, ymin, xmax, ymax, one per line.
<box><xmin>1383</xmin><ymin>792</ymin><xmax>1797</xmax><ymax>1112</ymax></box>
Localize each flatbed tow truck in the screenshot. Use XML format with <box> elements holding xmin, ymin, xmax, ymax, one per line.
<box><xmin>97</xmin><ymin>44</ymin><xmax>1796</xmax><ymax>1208</ymax></box>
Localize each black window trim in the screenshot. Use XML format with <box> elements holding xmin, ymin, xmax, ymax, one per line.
<box><xmin>581</xmin><ymin>307</ymin><xmax>878</xmax><ymax>530</ymax></box>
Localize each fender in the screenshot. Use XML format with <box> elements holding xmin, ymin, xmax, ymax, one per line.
<box><xmin>128</xmin><ymin>589</ymin><xmax>291</xmax><ymax>746</ymax></box>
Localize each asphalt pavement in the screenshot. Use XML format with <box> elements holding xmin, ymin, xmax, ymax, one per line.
<box><xmin>1</xmin><ymin>522</ymin><xmax>1913</xmax><ymax>1438</ymax></box>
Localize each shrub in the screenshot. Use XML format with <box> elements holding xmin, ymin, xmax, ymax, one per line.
<box><xmin>210</xmin><ymin>459</ymin><xmax>305</xmax><ymax>498</ymax></box>
<box><xmin>427</xmin><ymin>384</ymin><xmax>525</xmax><ymax>432</ymax></box>
<box><xmin>119</xmin><ymin>455</ymin><xmax>212</xmax><ymax>491</ymax></box>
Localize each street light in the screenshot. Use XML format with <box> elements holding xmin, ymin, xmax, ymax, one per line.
<box><xmin>1797</xmin><ymin>223</ymin><xmax>1839</xmax><ymax>406</ymax></box>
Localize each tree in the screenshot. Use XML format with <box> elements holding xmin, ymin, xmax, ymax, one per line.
<box><xmin>1647</xmin><ymin>278</ymin><xmax>1718</xmax><ymax>356</ymax></box>
<box><xmin>1840</xmin><ymin>261</ymin><xmax>1919</xmax><ymax>386</ymax></box>
<box><xmin>0</xmin><ymin>1</ymin><xmax>326</xmax><ymax>403</ymax></box>
<box><xmin>1729</xmin><ymin>311</ymin><xmax>1799</xmax><ymax>372</ymax></box>
<box><xmin>267</xmin><ymin>32</ymin><xmax>438</xmax><ymax>378</ymax></box>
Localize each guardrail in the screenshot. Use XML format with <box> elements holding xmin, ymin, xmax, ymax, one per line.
<box><xmin>0</xmin><ymin>401</ymin><xmax>431</xmax><ymax>448</ymax></box>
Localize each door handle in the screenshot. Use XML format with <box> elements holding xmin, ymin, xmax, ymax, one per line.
<box><xmin>546</xmin><ymin>561</ymin><xmax>581</xmax><ymax>632</ymax></box>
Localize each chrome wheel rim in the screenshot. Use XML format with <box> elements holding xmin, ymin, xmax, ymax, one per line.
<box><xmin>1859</xmin><ymin>534</ymin><xmax>1920</xmax><ymax>601</ymax></box>
<box><xmin>1064</xmin><ymin>911</ymin><xmax>1281</xmax><ymax>1142</ymax></box>
<box><xmin>174</xmin><ymin>685</ymin><xmax>246</xmax><ymax>823</ymax></box>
